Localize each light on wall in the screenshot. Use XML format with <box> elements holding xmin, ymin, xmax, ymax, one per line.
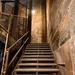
<box><xmin>32</xmin><ymin>10</ymin><xmax>36</xmax><ymax>14</ymax></box>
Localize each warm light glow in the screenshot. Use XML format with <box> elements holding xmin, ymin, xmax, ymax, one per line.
<box><xmin>32</xmin><ymin>10</ymin><xmax>36</xmax><ymax>14</ymax></box>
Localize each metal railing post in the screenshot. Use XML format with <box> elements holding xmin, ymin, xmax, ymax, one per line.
<box><xmin>1</xmin><ymin>15</ymin><xmax>13</xmax><ymax>75</ymax></box>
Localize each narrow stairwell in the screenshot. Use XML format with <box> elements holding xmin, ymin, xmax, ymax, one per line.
<box><xmin>14</xmin><ymin>43</ymin><xmax>60</xmax><ymax>75</ymax></box>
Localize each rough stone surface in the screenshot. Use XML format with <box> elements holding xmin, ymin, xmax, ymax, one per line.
<box><xmin>46</xmin><ymin>0</ymin><xmax>75</xmax><ymax>75</ymax></box>
<box><xmin>58</xmin><ymin>65</ymin><xmax>66</xmax><ymax>75</ymax></box>
<box><xmin>31</xmin><ymin>0</ymin><xmax>42</xmax><ymax>43</ymax></box>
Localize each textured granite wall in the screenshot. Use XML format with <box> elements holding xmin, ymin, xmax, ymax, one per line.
<box><xmin>46</xmin><ymin>0</ymin><xmax>75</xmax><ymax>75</ymax></box>
<box><xmin>31</xmin><ymin>0</ymin><xmax>42</xmax><ymax>43</ymax></box>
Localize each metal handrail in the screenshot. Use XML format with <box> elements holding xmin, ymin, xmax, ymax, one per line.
<box><xmin>0</xmin><ymin>12</ymin><xmax>30</xmax><ymax>75</ymax></box>
<box><xmin>1</xmin><ymin>14</ymin><xmax>13</xmax><ymax>75</ymax></box>
<box><xmin>7</xmin><ymin>31</ymin><xmax>29</xmax><ymax>51</ymax></box>
<box><xmin>8</xmin><ymin>37</ymin><xmax>29</xmax><ymax>68</ymax></box>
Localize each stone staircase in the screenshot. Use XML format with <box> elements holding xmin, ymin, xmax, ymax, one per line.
<box><xmin>13</xmin><ymin>43</ymin><xmax>60</xmax><ymax>75</ymax></box>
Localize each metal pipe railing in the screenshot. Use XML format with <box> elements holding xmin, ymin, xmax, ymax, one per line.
<box><xmin>8</xmin><ymin>37</ymin><xmax>29</xmax><ymax>68</ymax></box>
<box><xmin>1</xmin><ymin>14</ymin><xmax>13</xmax><ymax>75</ymax></box>
<box><xmin>0</xmin><ymin>12</ymin><xmax>30</xmax><ymax>75</ymax></box>
<box><xmin>7</xmin><ymin>31</ymin><xmax>29</xmax><ymax>51</ymax></box>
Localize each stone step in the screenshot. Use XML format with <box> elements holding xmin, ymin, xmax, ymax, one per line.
<box><xmin>26</xmin><ymin>48</ymin><xmax>50</xmax><ymax>50</ymax></box>
<box><xmin>22</xmin><ymin>55</ymin><xmax>54</xmax><ymax>58</ymax></box>
<box><xmin>25</xmin><ymin>50</ymin><xmax>51</xmax><ymax>52</ymax></box>
<box><xmin>18</xmin><ymin>63</ymin><xmax>57</xmax><ymax>66</ymax></box>
<box><xmin>20</xmin><ymin>58</ymin><xmax>55</xmax><ymax>61</ymax></box>
<box><xmin>15</xmin><ymin>68</ymin><xmax>59</xmax><ymax>72</ymax></box>
<box><xmin>25</xmin><ymin>50</ymin><xmax>52</xmax><ymax>52</ymax></box>
<box><xmin>23</xmin><ymin>52</ymin><xmax>53</xmax><ymax>55</ymax></box>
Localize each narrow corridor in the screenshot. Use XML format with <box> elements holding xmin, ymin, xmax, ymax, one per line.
<box><xmin>0</xmin><ymin>0</ymin><xmax>75</xmax><ymax>75</ymax></box>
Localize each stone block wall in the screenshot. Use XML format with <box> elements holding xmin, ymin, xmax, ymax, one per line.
<box><xmin>46</xmin><ymin>0</ymin><xmax>75</xmax><ymax>75</ymax></box>
<box><xmin>31</xmin><ymin>0</ymin><xmax>42</xmax><ymax>43</ymax></box>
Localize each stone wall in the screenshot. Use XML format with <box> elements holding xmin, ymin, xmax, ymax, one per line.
<box><xmin>31</xmin><ymin>0</ymin><xmax>42</xmax><ymax>43</ymax></box>
<box><xmin>46</xmin><ymin>0</ymin><xmax>75</xmax><ymax>75</ymax></box>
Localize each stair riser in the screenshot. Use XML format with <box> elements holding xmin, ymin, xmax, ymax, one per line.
<box><xmin>20</xmin><ymin>61</ymin><xmax>55</xmax><ymax>63</ymax></box>
<box><xmin>18</xmin><ymin>66</ymin><xmax>57</xmax><ymax>69</ymax></box>
<box><xmin>25</xmin><ymin>51</ymin><xmax>52</xmax><ymax>53</ymax></box>
<box><xmin>23</xmin><ymin>54</ymin><xmax>53</xmax><ymax>56</ymax></box>
<box><xmin>23</xmin><ymin>55</ymin><xmax>53</xmax><ymax>56</ymax></box>
<box><xmin>26</xmin><ymin>48</ymin><xmax>50</xmax><ymax>50</ymax></box>
<box><xmin>24</xmin><ymin>51</ymin><xmax>52</xmax><ymax>53</ymax></box>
